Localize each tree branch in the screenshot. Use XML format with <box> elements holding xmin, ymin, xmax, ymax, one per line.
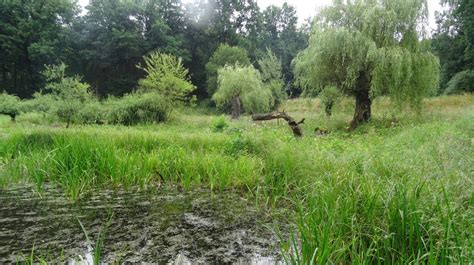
<box><xmin>252</xmin><ymin>112</ymin><xmax>304</xmax><ymax>137</ymax></box>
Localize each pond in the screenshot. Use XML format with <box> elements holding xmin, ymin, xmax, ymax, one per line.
<box><xmin>0</xmin><ymin>185</ymin><xmax>284</xmax><ymax>264</ymax></box>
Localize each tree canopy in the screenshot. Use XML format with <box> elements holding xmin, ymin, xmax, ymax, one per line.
<box><xmin>205</xmin><ymin>44</ymin><xmax>251</xmax><ymax>97</ymax></box>
<box><xmin>294</xmin><ymin>0</ymin><xmax>440</xmax><ymax>129</ymax></box>
<box><xmin>258</xmin><ymin>49</ymin><xmax>286</xmax><ymax>109</ymax></box>
<box><xmin>137</xmin><ymin>52</ymin><xmax>195</xmax><ymax>101</ymax></box>
<box><xmin>0</xmin><ymin>0</ymin><xmax>310</xmax><ymax>99</ymax></box>
<box><xmin>432</xmin><ymin>0</ymin><xmax>474</xmax><ymax>92</ymax></box>
<box><xmin>213</xmin><ymin>64</ymin><xmax>272</xmax><ymax>119</ymax></box>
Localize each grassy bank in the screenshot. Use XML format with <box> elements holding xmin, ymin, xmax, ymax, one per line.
<box><xmin>0</xmin><ymin>95</ymin><xmax>473</xmax><ymax>263</ymax></box>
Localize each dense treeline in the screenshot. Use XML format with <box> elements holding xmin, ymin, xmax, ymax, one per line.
<box><xmin>432</xmin><ymin>0</ymin><xmax>474</xmax><ymax>93</ymax></box>
<box><xmin>1</xmin><ymin>0</ymin><xmax>473</xmax><ymax>130</ymax></box>
<box><xmin>0</xmin><ymin>0</ymin><xmax>308</xmax><ymax>98</ymax></box>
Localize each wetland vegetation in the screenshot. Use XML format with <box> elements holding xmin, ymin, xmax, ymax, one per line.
<box><xmin>1</xmin><ymin>95</ymin><xmax>473</xmax><ymax>263</ymax></box>
<box><xmin>1</xmin><ymin>0</ymin><xmax>473</xmax><ymax>263</ymax></box>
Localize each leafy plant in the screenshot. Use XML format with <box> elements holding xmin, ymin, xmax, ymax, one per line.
<box><xmin>293</xmin><ymin>0</ymin><xmax>440</xmax><ymax>129</ymax></box>
<box><xmin>319</xmin><ymin>85</ymin><xmax>342</xmax><ymax>116</ymax></box>
<box><xmin>107</xmin><ymin>92</ymin><xmax>172</xmax><ymax>125</ymax></box>
<box><xmin>42</xmin><ymin>63</ymin><xmax>93</xmax><ymax>128</ymax></box>
<box><xmin>210</xmin><ymin>115</ymin><xmax>229</xmax><ymax>132</ymax></box>
<box><xmin>205</xmin><ymin>44</ymin><xmax>251</xmax><ymax>96</ymax></box>
<box><xmin>137</xmin><ymin>52</ymin><xmax>195</xmax><ymax>102</ymax></box>
<box><xmin>0</xmin><ymin>92</ymin><xmax>20</xmax><ymax>121</ymax></box>
<box><xmin>444</xmin><ymin>70</ymin><xmax>474</xmax><ymax>94</ymax></box>
<box><xmin>258</xmin><ymin>49</ymin><xmax>286</xmax><ymax>109</ymax></box>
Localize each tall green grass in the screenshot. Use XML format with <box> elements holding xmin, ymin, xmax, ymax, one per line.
<box><xmin>1</xmin><ymin>95</ymin><xmax>472</xmax><ymax>263</ymax></box>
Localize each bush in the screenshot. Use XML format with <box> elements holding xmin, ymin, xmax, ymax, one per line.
<box><xmin>0</xmin><ymin>92</ymin><xmax>20</xmax><ymax>121</ymax></box>
<box><xmin>210</xmin><ymin>115</ymin><xmax>229</xmax><ymax>132</ymax></box>
<box><xmin>42</xmin><ymin>63</ymin><xmax>93</xmax><ymax>128</ymax></box>
<box><xmin>77</xmin><ymin>101</ymin><xmax>106</xmax><ymax>125</ymax></box>
<box><xmin>20</xmin><ymin>92</ymin><xmax>56</xmax><ymax>116</ymax></box>
<box><xmin>445</xmin><ymin>70</ymin><xmax>474</xmax><ymax>95</ymax></box>
<box><xmin>107</xmin><ymin>92</ymin><xmax>172</xmax><ymax>125</ymax></box>
<box><xmin>319</xmin><ymin>85</ymin><xmax>342</xmax><ymax>116</ymax></box>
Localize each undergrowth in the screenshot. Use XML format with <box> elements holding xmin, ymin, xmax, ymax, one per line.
<box><xmin>0</xmin><ymin>95</ymin><xmax>472</xmax><ymax>263</ymax></box>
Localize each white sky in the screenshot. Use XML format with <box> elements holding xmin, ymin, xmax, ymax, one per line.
<box><xmin>78</xmin><ymin>0</ymin><xmax>442</xmax><ymax>31</ymax></box>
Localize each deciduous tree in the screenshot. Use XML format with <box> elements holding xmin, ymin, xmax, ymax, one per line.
<box><xmin>294</xmin><ymin>0</ymin><xmax>439</xmax><ymax>129</ymax></box>
<box><xmin>137</xmin><ymin>52</ymin><xmax>195</xmax><ymax>102</ymax></box>
<box><xmin>213</xmin><ymin>64</ymin><xmax>271</xmax><ymax>119</ymax></box>
<box><xmin>205</xmin><ymin>44</ymin><xmax>251</xmax><ymax>97</ymax></box>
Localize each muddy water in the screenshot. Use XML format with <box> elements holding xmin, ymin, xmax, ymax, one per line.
<box><xmin>0</xmin><ymin>185</ymin><xmax>283</xmax><ymax>263</ymax></box>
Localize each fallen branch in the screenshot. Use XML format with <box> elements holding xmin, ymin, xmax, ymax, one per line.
<box><xmin>252</xmin><ymin>112</ymin><xmax>305</xmax><ymax>137</ymax></box>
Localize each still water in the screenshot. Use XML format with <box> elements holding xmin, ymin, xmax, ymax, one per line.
<box><xmin>0</xmin><ymin>185</ymin><xmax>283</xmax><ymax>264</ymax></box>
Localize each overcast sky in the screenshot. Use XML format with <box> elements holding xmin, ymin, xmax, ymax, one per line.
<box><xmin>78</xmin><ymin>0</ymin><xmax>442</xmax><ymax>31</ymax></box>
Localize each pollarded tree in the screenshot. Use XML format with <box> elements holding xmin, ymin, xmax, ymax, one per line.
<box><xmin>137</xmin><ymin>52</ymin><xmax>196</xmax><ymax>102</ymax></box>
<box><xmin>213</xmin><ymin>64</ymin><xmax>272</xmax><ymax>119</ymax></box>
<box><xmin>294</xmin><ymin>0</ymin><xmax>440</xmax><ymax>130</ymax></box>
<box><xmin>258</xmin><ymin>48</ymin><xmax>286</xmax><ymax>109</ymax></box>
<box><xmin>205</xmin><ymin>44</ymin><xmax>251</xmax><ymax>97</ymax></box>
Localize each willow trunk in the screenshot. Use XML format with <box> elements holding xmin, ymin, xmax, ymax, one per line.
<box><xmin>231</xmin><ymin>96</ymin><xmax>241</xmax><ymax>119</ymax></box>
<box><xmin>349</xmin><ymin>73</ymin><xmax>372</xmax><ymax>130</ymax></box>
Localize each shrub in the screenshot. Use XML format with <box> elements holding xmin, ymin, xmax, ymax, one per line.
<box><xmin>0</xmin><ymin>92</ymin><xmax>21</xmax><ymax>121</ymax></box>
<box><xmin>445</xmin><ymin>70</ymin><xmax>474</xmax><ymax>95</ymax></box>
<box><xmin>319</xmin><ymin>85</ymin><xmax>342</xmax><ymax>116</ymax></box>
<box><xmin>210</xmin><ymin>115</ymin><xmax>229</xmax><ymax>132</ymax></box>
<box><xmin>20</xmin><ymin>92</ymin><xmax>56</xmax><ymax>116</ymax></box>
<box><xmin>107</xmin><ymin>92</ymin><xmax>171</xmax><ymax>125</ymax></box>
<box><xmin>42</xmin><ymin>63</ymin><xmax>93</xmax><ymax>128</ymax></box>
<box><xmin>77</xmin><ymin>101</ymin><xmax>106</xmax><ymax>125</ymax></box>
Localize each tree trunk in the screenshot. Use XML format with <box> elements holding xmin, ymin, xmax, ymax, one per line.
<box><xmin>252</xmin><ymin>112</ymin><xmax>305</xmax><ymax>137</ymax></box>
<box><xmin>231</xmin><ymin>96</ymin><xmax>241</xmax><ymax>119</ymax></box>
<box><xmin>10</xmin><ymin>113</ymin><xmax>16</xmax><ymax>122</ymax></box>
<box><xmin>349</xmin><ymin>74</ymin><xmax>372</xmax><ymax>130</ymax></box>
<box><xmin>325</xmin><ymin>100</ymin><xmax>334</xmax><ymax>116</ymax></box>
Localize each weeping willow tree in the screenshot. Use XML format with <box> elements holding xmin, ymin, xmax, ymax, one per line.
<box><xmin>294</xmin><ymin>0</ymin><xmax>439</xmax><ymax>129</ymax></box>
<box><xmin>213</xmin><ymin>64</ymin><xmax>272</xmax><ymax>119</ymax></box>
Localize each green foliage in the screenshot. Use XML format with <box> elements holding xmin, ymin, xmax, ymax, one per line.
<box><xmin>261</xmin><ymin>3</ymin><xmax>309</xmax><ymax>94</ymax></box>
<box><xmin>371</xmin><ymin>47</ymin><xmax>440</xmax><ymax>109</ymax></box>
<box><xmin>210</xmin><ymin>115</ymin><xmax>229</xmax><ymax>133</ymax></box>
<box><xmin>107</xmin><ymin>92</ymin><xmax>172</xmax><ymax>125</ymax></box>
<box><xmin>0</xmin><ymin>0</ymin><xmax>76</xmax><ymax>96</ymax></box>
<box><xmin>0</xmin><ymin>96</ymin><xmax>472</xmax><ymax>263</ymax></box>
<box><xmin>205</xmin><ymin>44</ymin><xmax>251</xmax><ymax>96</ymax></box>
<box><xmin>213</xmin><ymin>64</ymin><xmax>272</xmax><ymax>115</ymax></box>
<box><xmin>258</xmin><ymin>49</ymin><xmax>286</xmax><ymax>109</ymax></box>
<box><xmin>137</xmin><ymin>52</ymin><xmax>195</xmax><ymax>101</ymax></box>
<box><xmin>42</xmin><ymin>63</ymin><xmax>92</xmax><ymax>127</ymax></box>
<box><xmin>20</xmin><ymin>92</ymin><xmax>56</xmax><ymax>116</ymax></box>
<box><xmin>319</xmin><ymin>85</ymin><xmax>342</xmax><ymax>116</ymax></box>
<box><xmin>445</xmin><ymin>70</ymin><xmax>474</xmax><ymax>94</ymax></box>
<box><xmin>77</xmin><ymin>101</ymin><xmax>106</xmax><ymax>125</ymax></box>
<box><xmin>0</xmin><ymin>92</ymin><xmax>20</xmax><ymax>120</ymax></box>
<box><xmin>294</xmin><ymin>0</ymin><xmax>440</xmax><ymax>120</ymax></box>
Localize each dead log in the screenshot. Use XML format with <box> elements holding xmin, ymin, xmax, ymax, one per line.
<box><xmin>252</xmin><ymin>112</ymin><xmax>305</xmax><ymax>137</ymax></box>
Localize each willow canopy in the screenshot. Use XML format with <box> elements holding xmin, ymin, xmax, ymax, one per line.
<box><xmin>294</xmin><ymin>0</ymin><xmax>440</xmax><ymax>129</ymax></box>
<box><xmin>213</xmin><ymin>64</ymin><xmax>272</xmax><ymax>119</ymax></box>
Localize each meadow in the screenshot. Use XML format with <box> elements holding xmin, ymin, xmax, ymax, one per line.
<box><xmin>0</xmin><ymin>95</ymin><xmax>473</xmax><ymax>263</ymax></box>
